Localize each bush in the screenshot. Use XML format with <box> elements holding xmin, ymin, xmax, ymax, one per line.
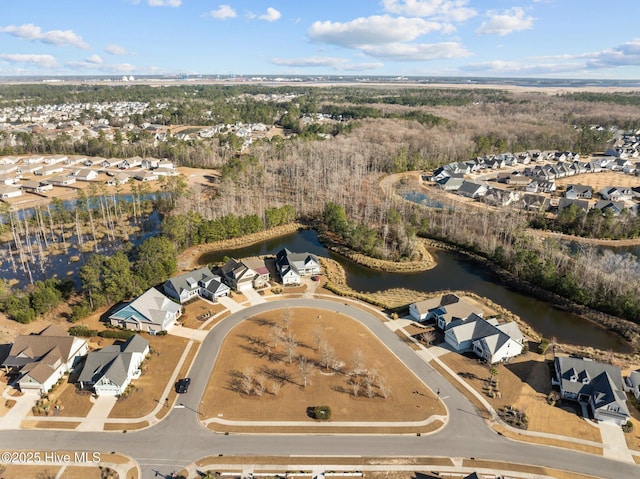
<box><xmin>622</xmin><ymin>420</ymin><xmax>634</xmax><ymax>433</ymax></box>
<box><xmin>68</xmin><ymin>325</ymin><xmax>98</xmax><ymax>337</ymax></box>
<box><xmin>98</xmin><ymin>329</ymin><xmax>135</xmax><ymax>340</ymax></box>
<box><xmin>538</xmin><ymin>338</ymin><xmax>550</xmax><ymax>354</ymax></box>
<box><xmin>313</xmin><ymin>405</ymin><xmax>331</xmax><ymax>421</ymax></box>
<box><xmin>154</xmin><ymin>330</ymin><xmax>167</xmax><ymax>336</ymax></box>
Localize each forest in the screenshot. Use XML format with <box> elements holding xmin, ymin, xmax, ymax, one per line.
<box><xmin>2</xmin><ymin>83</ymin><xmax>640</xmax><ymax>328</ymax></box>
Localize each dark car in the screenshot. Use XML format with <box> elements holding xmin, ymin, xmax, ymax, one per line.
<box><xmin>311</xmin><ymin>275</ymin><xmax>320</xmax><ymax>281</ymax></box>
<box><xmin>175</xmin><ymin>377</ymin><xmax>191</xmax><ymax>394</ymax></box>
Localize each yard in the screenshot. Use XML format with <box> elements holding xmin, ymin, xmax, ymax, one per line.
<box><xmin>201</xmin><ymin>307</ymin><xmax>445</xmax><ymax>427</ymax></box>
<box><xmin>440</xmin><ymin>351</ymin><xmax>602</xmax><ymax>443</ymax></box>
<box><xmin>179</xmin><ymin>299</ymin><xmax>225</xmax><ymax>329</ymax></box>
<box><xmin>108</xmin><ymin>334</ymin><xmax>188</xmax><ymax>418</ymax></box>
<box><xmin>554</xmin><ymin>170</ymin><xmax>640</xmax><ymax>191</ymax></box>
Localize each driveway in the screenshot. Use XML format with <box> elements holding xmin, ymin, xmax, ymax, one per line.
<box><xmin>599</xmin><ymin>421</ymin><xmax>635</xmax><ymax>463</ymax></box>
<box><xmin>217</xmin><ymin>296</ymin><xmax>244</xmax><ymax>313</ymax></box>
<box><xmin>242</xmin><ymin>287</ymin><xmax>266</xmax><ymax>305</ymax></box>
<box><xmin>0</xmin><ymin>389</ymin><xmax>39</xmax><ymax>430</ymax></box>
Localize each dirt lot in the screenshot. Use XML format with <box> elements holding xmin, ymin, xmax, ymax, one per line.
<box><xmin>108</xmin><ymin>334</ymin><xmax>188</xmax><ymax>418</ymax></box>
<box><xmin>202</xmin><ymin>307</ymin><xmax>444</xmax><ymax>425</ymax></box>
<box><xmin>440</xmin><ymin>351</ymin><xmax>602</xmax><ymax>443</ymax></box>
<box><xmin>555</xmin><ymin>170</ymin><xmax>640</xmax><ymax>191</ymax></box>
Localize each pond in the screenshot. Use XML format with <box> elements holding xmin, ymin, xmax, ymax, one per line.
<box><xmin>199</xmin><ymin>229</ymin><xmax>631</xmax><ymax>352</ymax></box>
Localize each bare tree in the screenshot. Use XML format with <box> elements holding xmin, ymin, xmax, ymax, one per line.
<box><xmin>270</xmin><ymin>380</ymin><xmax>282</xmax><ymax>396</ymax></box>
<box><xmin>320</xmin><ymin>341</ymin><xmax>336</xmax><ymax>372</ymax></box>
<box><xmin>420</xmin><ymin>330</ymin><xmax>436</xmax><ymax>346</ymax></box>
<box><xmin>350</xmin><ymin>379</ymin><xmax>360</xmax><ymax>397</ymax></box>
<box><xmin>364</xmin><ymin>380</ymin><xmax>376</xmax><ymax>399</ymax></box>
<box><xmin>298</xmin><ymin>356</ymin><xmax>313</xmax><ymax>388</ymax></box>
<box><xmin>378</xmin><ymin>378</ymin><xmax>391</xmax><ymax>399</ymax></box>
<box><xmin>312</xmin><ymin>325</ymin><xmax>325</xmax><ymax>351</ymax></box>
<box><xmin>285</xmin><ymin>332</ymin><xmax>299</xmax><ymax>365</ymax></box>
<box><xmin>351</xmin><ymin>349</ymin><xmax>364</xmax><ymax>376</ymax></box>
<box><xmin>240</xmin><ymin>367</ymin><xmax>254</xmax><ymax>396</ymax></box>
<box><xmin>270</xmin><ymin>324</ymin><xmax>284</xmax><ymax>350</ymax></box>
<box><xmin>282</xmin><ymin>309</ymin><xmax>293</xmax><ymax>332</ymax></box>
<box><xmin>255</xmin><ymin>373</ymin><xmax>268</xmax><ymax>396</ymax></box>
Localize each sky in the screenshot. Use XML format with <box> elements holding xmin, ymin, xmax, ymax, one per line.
<box><xmin>1</xmin><ymin>0</ymin><xmax>639</xmax><ymax>79</ymax></box>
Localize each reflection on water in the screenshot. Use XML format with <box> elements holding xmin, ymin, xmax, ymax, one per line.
<box><xmin>201</xmin><ymin>229</ymin><xmax>631</xmax><ymax>352</ymax></box>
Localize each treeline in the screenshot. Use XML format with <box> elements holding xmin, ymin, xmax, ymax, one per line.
<box><xmin>323</xmin><ymin>202</ymin><xmax>417</xmax><ymax>261</ymax></box>
<box><xmin>0</xmin><ymin>278</ymin><xmax>73</xmax><ymax>324</ymax></box>
<box><xmin>531</xmin><ymin>205</ymin><xmax>640</xmax><ymax>239</ymax></box>
<box><xmin>562</xmin><ymin>92</ymin><xmax>640</xmax><ymax>107</ymax></box>
<box><xmin>76</xmin><ymin>236</ymin><xmax>177</xmax><ymax>316</ymax></box>
<box><xmin>161</xmin><ymin>205</ymin><xmax>296</xmax><ymax>251</ymax></box>
<box><xmin>341</xmin><ymin>87</ymin><xmax>513</xmax><ymax>106</ymax></box>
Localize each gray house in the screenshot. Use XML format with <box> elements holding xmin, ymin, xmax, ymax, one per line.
<box><xmin>565</xmin><ymin>184</ymin><xmax>593</xmax><ymax>200</ymax></box>
<box><xmin>163</xmin><ymin>267</ymin><xmax>230</xmax><ymax>303</ymax></box>
<box><xmin>109</xmin><ymin>287</ymin><xmax>181</xmax><ymax>333</ymax></box>
<box><xmin>77</xmin><ymin>334</ymin><xmax>149</xmax><ymax>396</ymax></box>
<box><xmin>552</xmin><ymin>356</ymin><xmax>630</xmax><ymax>426</ymax></box>
<box><xmin>275</xmin><ymin>248</ymin><xmax>321</xmax><ymax>285</ymax></box>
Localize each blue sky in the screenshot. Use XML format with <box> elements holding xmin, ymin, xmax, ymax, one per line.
<box><xmin>1</xmin><ymin>1</ymin><xmax>639</xmax><ymax>78</ymax></box>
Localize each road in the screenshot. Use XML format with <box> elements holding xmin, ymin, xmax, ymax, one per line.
<box><xmin>1</xmin><ymin>299</ymin><xmax>638</xmax><ymax>479</ymax></box>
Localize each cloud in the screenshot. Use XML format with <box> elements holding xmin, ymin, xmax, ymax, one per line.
<box><xmin>147</xmin><ymin>0</ymin><xmax>182</xmax><ymax>7</ymax></box>
<box><xmin>209</xmin><ymin>5</ymin><xmax>237</xmax><ymax>19</ymax></box>
<box><xmin>0</xmin><ymin>53</ymin><xmax>57</xmax><ymax>69</ymax></box>
<box><xmin>309</xmin><ymin>15</ymin><xmax>450</xmax><ymax>48</ymax></box>
<box><xmin>0</xmin><ymin>23</ymin><xmax>88</xmax><ymax>49</ymax></box>
<box><xmin>105</xmin><ymin>44</ymin><xmax>134</xmax><ymax>56</ymax></box>
<box><xmin>459</xmin><ymin>39</ymin><xmax>640</xmax><ymax>76</ymax></box>
<box><xmin>247</xmin><ymin>7</ymin><xmax>282</xmax><ymax>22</ymax></box>
<box><xmin>66</xmin><ymin>59</ymin><xmax>137</xmax><ymax>73</ymax></box>
<box><xmin>476</xmin><ymin>7</ymin><xmax>535</xmax><ymax>36</ymax></box>
<box><xmin>382</xmin><ymin>0</ymin><xmax>477</xmax><ymax>22</ymax></box>
<box><xmin>360</xmin><ymin>41</ymin><xmax>470</xmax><ymax>61</ymax></box>
<box><xmin>85</xmin><ymin>54</ymin><xmax>103</xmax><ymax>64</ymax></box>
<box><xmin>270</xmin><ymin>56</ymin><xmax>383</xmax><ymax>71</ymax></box>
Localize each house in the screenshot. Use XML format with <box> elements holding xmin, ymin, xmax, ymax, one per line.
<box><xmin>599</xmin><ymin>186</ymin><xmax>633</xmax><ymax>201</ymax></box>
<box><xmin>77</xmin><ymin>334</ymin><xmax>149</xmax><ymax>396</ymax></box>
<box><xmin>437</xmin><ymin>175</ymin><xmax>464</xmax><ymax>191</ymax></box>
<box><xmin>101</xmin><ymin>158</ymin><xmax>122</xmax><ymax>169</ymax></box>
<box><xmin>20</xmin><ymin>180</ymin><xmax>53</xmax><ymax>193</ymax></box>
<box><xmin>219</xmin><ymin>258</ymin><xmax>258</xmax><ymax>291</ymax></box>
<box><xmin>134</xmin><ymin>171</ymin><xmax>159</xmax><ymax>182</ymax></box>
<box><xmin>456</xmin><ymin>181</ymin><xmax>488</xmax><ymax>199</ymax></box>
<box><xmin>74</xmin><ymin>169</ymin><xmax>99</xmax><ymax>181</ymax></box>
<box><xmin>275</xmin><ymin>249</ymin><xmax>321</xmax><ymax>285</ymax></box>
<box><xmin>557</xmin><ymin>198</ymin><xmax>590</xmax><ymax>214</ymax></box>
<box><xmin>47</xmin><ymin>175</ymin><xmax>76</xmax><ymax>187</ymax></box>
<box><xmin>625</xmin><ymin>370</ymin><xmax>640</xmax><ymax>400</ymax></box>
<box><xmin>409</xmin><ymin>293</ymin><xmax>483</xmax><ymax>327</ymax></box>
<box><xmin>163</xmin><ymin>267</ymin><xmax>230</xmax><ymax>303</ymax></box>
<box><xmin>565</xmin><ymin>184</ymin><xmax>593</xmax><ymax>200</ymax></box>
<box><xmin>482</xmin><ymin>187</ymin><xmax>520</xmax><ymax>207</ymax></box>
<box><xmin>109</xmin><ymin>288</ymin><xmax>181</xmax><ymax>333</ymax></box>
<box><xmin>141</xmin><ymin>157</ymin><xmax>160</xmax><ymax>169</ymax></box>
<box><xmin>520</xmin><ymin>194</ymin><xmax>550</xmax><ymax>212</ymax></box>
<box><xmin>505</xmin><ymin>174</ymin><xmax>530</xmax><ymax>187</ymax></box>
<box><xmin>1</xmin><ymin>325</ymin><xmax>88</xmax><ymax>393</ymax></box>
<box><xmin>444</xmin><ymin>316</ymin><xmax>524</xmax><ymax>363</ymax></box>
<box><xmin>0</xmin><ymin>185</ymin><xmax>22</xmax><ymax>199</ymax></box>
<box><xmin>593</xmin><ymin>200</ymin><xmax>626</xmax><ymax>216</ymax></box>
<box><xmin>242</xmin><ymin>257</ymin><xmax>271</xmax><ymax>289</ymax></box>
<box><xmin>106</xmin><ymin>172</ymin><xmax>130</xmax><ymax>186</ymax></box>
<box><xmin>552</xmin><ymin>356</ymin><xmax>630</xmax><ymax>426</ymax></box>
<box><xmin>35</xmin><ymin>165</ymin><xmax>65</xmax><ymax>176</ymax></box>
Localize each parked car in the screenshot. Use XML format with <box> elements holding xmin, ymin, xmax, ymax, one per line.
<box><xmin>311</xmin><ymin>276</ymin><xmax>320</xmax><ymax>281</ymax></box>
<box><xmin>175</xmin><ymin>377</ymin><xmax>191</xmax><ymax>394</ymax></box>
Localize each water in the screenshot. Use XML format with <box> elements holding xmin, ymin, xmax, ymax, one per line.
<box><xmin>401</xmin><ymin>191</ymin><xmax>443</xmax><ymax>209</ymax></box>
<box><xmin>199</xmin><ymin>229</ymin><xmax>630</xmax><ymax>352</ymax></box>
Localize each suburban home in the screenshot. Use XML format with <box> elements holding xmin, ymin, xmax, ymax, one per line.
<box><xmin>565</xmin><ymin>184</ymin><xmax>593</xmax><ymax>200</ymax></box>
<box><xmin>163</xmin><ymin>267</ymin><xmax>230</xmax><ymax>303</ymax></box>
<box><xmin>106</xmin><ymin>172</ymin><xmax>130</xmax><ymax>186</ymax></box>
<box><xmin>482</xmin><ymin>187</ymin><xmax>520</xmax><ymax>207</ymax></box>
<box><xmin>242</xmin><ymin>257</ymin><xmax>271</xmax><ymax>289</ymax></box>
<box><xmin>77</xmin><ymin>334</ymin><xmax>149</xmax><ymax>396</ymax></box>
<box><xmin>141</xmin><ymin>157</ymin><xmax>160</xmax><ymax>169</ymax></box>
<box><xmin>625</xmin><ymin>370</ymin><xmax>640</xmax><ymax>400</ymax></box>
<box><xmin>444</xmin><ymin>315</ymin><xmax>524</xmax><ymax>363</ymax></box>
<box><xmin>47</xmin><ymin>175</ymin><xmax>76</xmax><ymax>187</ymax></box>
<box><xmin>0</xmin><ymin>185</ymin><xmax>22</xmax><ymax>199</ymax></box>
<box><xmin>436</xmin><ymin>175</ymin><xmax>465</xmax><ymax>191</ymax></box>
<box><xmin>17</xmin><ymin>163</ymin><xmax>43</xmax><ymax>174</ymax></box>
<box><xmin>134</xmin><ymin>171</ymin><xmax>159</xmax><ymax>182</ymax></box>
<box><xmin>101</xmin><ymin>158</ymin><xmax>122</xmax><ymax>169</ymax></box>
<box><xmin>74</xmin><ymin>168</ymin><xmax>99</xmax><ymax>181</ymax></box>
<box><xmin>20</xmin><ymin>180</ymin><xmax>53</xmax><ymax>193</ymax></box>
<box><xmin>552</xmin><ymin>356</ymin><xmax>630</xmax><ymax>426</ymax></box>
<box><xmin>35</xmin><ymin>165</ymin><xmax>65</xmax><ymax>176</ymax></box>
<box><xmin>520</xmin><ymin>194</ymin><xmax>550</xmax><ymax>212</ymax></box>
<box><xmin>275</xmin><ymin>248</ymin><xmax>321</xmax><ymax>285</ymax></box>
<box><xmin>593</xmin><ymin>200</ymin><xmax>626</xmax><ymax>216</ymax></box>
<box><xmin>557</xmin><ymin>198</ymin><xmax>590</xmax><ymax>214</ymax></box>
<box><xmin>409</xmin><ymin>293</ymin><xmax>483</xmax><ymax>327</ymax></box>
<box><xmin>219</xmin><ymin>258</ymin><xmax>258</xmax><ymax>291</ymax></box>
<box><xmin>599</xmin><ymin>186</ymin><xmax>633</xmax><ymax>201</ymax></box>
<box><xmin>456</xmin><ymin>181</ymin><xmax>488</xmax><ymax>199</ymax></box>
<box><xmin>1</xmin><ymin>325</ymin><xmax>88</xmax><ymax>393</ymax></box>
<box><xmin>109</xmin><ymin>287</ymin><xmax>182</xmax><ymax>333</ymax></box>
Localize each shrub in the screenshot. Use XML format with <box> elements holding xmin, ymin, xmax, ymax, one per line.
<box><xmin>68</xmin><ymin>325</ymin><xmax>98</xmax><ymax>337</ymax></box>
<box><xmin>98</xmin><ymin>330</ymin><xmax>135</xmax><ymax>340</ymax></box>
<box><xmin>154</xmin><ymin>330</ymin><xmax>167</xmax><ymax>336</ymax></box>
<box><xmin>538</xmin><ymin>338</ymin><xmax>550</xmax><ymax>354</ymax></box>
<box><xmin>622</xmin><ymin>420</ymin><xmax>634</xmax><ymax>433</ymax></box>
<box><xmin>313</xmin><ymin>405</ymin><xmax>331</xmax><ymax>421</ymax></box>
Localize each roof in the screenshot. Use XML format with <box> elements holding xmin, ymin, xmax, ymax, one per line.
<box><xmin>457</xmin><ymin>180</ymin><xmax>486</xmax><ymax>196</ymax></box>
<box><xmin>78</xmin><ymin>334</ymin><xmax>149</xmax><ymax>387</ymax></box>
<box><xmin>275</xmin><ymin>249</ymin><xmax>319</xmax><ymax>275</ymax></box>
<box><xmin>109</xmin><ymin>288</ymin><xmax>180</xmax><ymax>329</ymax></box>
<box><xmin>165</xmin><ymin>267</ymin><xmax>217</xmax><ymax>296</ymax></box>
<box><xmin>242</xmin><ymin>257</ymin><xmax>270</xmax><ymax>276</ymax></box>
<box><xmin>411</xmin><ymin>293</ymin><xmax>463</xmax><ymax>316</ymax></box>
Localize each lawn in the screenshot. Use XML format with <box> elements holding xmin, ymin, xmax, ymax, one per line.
<box><xmin>625</xmin><ymin>395</ymin><xmax>640</xmax><ymax>453</ymax></box>
<box><xmin>44</xmin><ymin>381</ymin><xmax>94</xmax><ymax>418</ymax></box>
<box><xmin>201</xmin><ymin>308</ymin><xmax>445</xmax><ymax>426</ymax></box>
<box><xmin>108</xmin><ymin>334</ymin><xmax>188</xmax><ymax>418</ymax></box>
<box><xmin>180</xmin><ymin>299</ymin><xmax>225</xmax><ymax>329</ymax></box>
<box><xmin>440</xmin><ymin>351</ymin><xmax>602</xmax><ymax>443</ymax></box>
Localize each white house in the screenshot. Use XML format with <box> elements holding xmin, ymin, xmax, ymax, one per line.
<box><xmin>275</xmin><ymin>248</ymin><xmax>321</xmax><ymax>285</ymax></box>
<box><xmin>0</xmin><ymin>185</ymin><xmax>22</xmax><ymax>199</ymax></box>
<box><xmin>77</xmin><ymin>334</ymin><xmax>149</xmax><ymax>396</ymax></box>
<box><xmin>109</xmin><ymin>288</ymin><xmax>182</xmax><ymax>333</ymax></box>
<box><xmin>163</xmin><ymin>267</ymin><xmax>230</xmax><ymax>303</ymax></box>
<box><xmin>409</xmin><ymin>293</ymin><xmax>483</xmax><ymax>327</ymax></box>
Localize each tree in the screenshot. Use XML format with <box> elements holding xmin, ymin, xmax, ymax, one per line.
<box><xmin>271</xmin><ymin>324</ymin><xmax>284</xmax><ymax>349</ymax></box>
<box><xmin>284</xmin><ymin>332</ymin><xmax>298</xmax><ymax>365</ymax></box>
<box><xmin>320</xmin><ymin>341</ymin><xmax>336</xmax><ymax>372</ymax></box>
<box><xmin>351</xmin><ymin>349</ymin><xmax>364</xmax><ymax>375</ymax></box>
<box><xmin>240</xmin><ymin>367</ymin><xmax>254</xmax><ymax>395</ymax></box>
<box><xmin>270</xmin><ymin>380</ymin><xmax>282</xmax><ymax>396</ymax></box>
<box><xmin>298</xmin><ymin>356</ymin><xmax>313</xmax><ymax>388</ymax></box>
<box><xmin>134</xmin><ymin>236</ymin><xmax>177</xmax><ymax>288</ymax></box>
<box><xmin>378</xmin><ymin>378</ymin><xmax>391</xmax><ymax>399</ymax></box>
<box><xmin>420</xmin><ymin>330</ymin><xmax>436</xmax><ymax>346</ymax></box>
<box><xmin>282</xmin><ymin>309</ymin><xmax>293</xmax><ymax>332</ymax></box>
<box><xmin>312</xmin><ymin>325</ymin><xmax>325</xmax><ymax>351</ymax></box>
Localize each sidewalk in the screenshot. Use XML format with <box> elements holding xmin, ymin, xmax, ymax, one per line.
<box><xmin>75</xmin><ymin>395</ymin><xmax>118</xmax><ymax>432</ymax></box>
<box><xmin>0</xmin><ymin>389</ymin><xmax>39</xmax><ymax>430</ymax></box>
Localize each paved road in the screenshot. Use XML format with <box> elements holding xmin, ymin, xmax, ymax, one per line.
<box><xmin>1</xmin><ymin>299</ymin><xmax>638</xmax><ymax>479</ymax></box>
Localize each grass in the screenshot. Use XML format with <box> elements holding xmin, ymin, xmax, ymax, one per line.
<box><xmin>625</xmin><ymin>395</ymin><xmax>640</xmax><ymax>452</ymax></box>
<box><xmin>108</xmin><ymin>334</ymin><xmax>189</xmax><ymax>418</ymax></box>
<box><xmin>156</xmin><ymin>340</ymin><xmax>200</xmax><ymax>420</ymax></box>
<box><xmin>492</xmin><ymin>424</ymin><xmax>603</xmax><ymax>455</ymax></box>
<box><xmin>209</xmin><ymin>421</ymin><xmax>444</xmax><ymax>435</ymax></box>
<box><xmin>21</xmin><ymin>420</ymin><xmax>81</xmax><ymax>429</ymax></box>
<box><xmin>45</xmin><ymin>381</ymin><xmax>94</xmax><ymax>418</ymax></box>
<box><xmin>180</xmin><ymin>300</ymin><xmax>225</xmax><ymax>329</ymax></box>
<box><xmin>201</xmin><ymin>307</ymin><xmax>445</xmax><ymax>430</ymax></box>
<box><xmin>204</xmin><ymin>310</ymin><xmax>231</xmax><ymax>330</ymax></box>
<box><xmin>439</xmin><ymin>351</ymin><xmax>602</xmax><ymax>443</ymax></box>
<box><xmin>196</xmin><ymin>456</ymin><xmax>455</xmax><ymax>467</ymax></box>
<box><xmin>103</xmin><ymin>421</ymin><xmax>148</xmax><ymax>431</ymax></box>
<box><xmin>463</xmin><ymin>459</ymin><xmax>604</xmax><ymax>479</ymax></box>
